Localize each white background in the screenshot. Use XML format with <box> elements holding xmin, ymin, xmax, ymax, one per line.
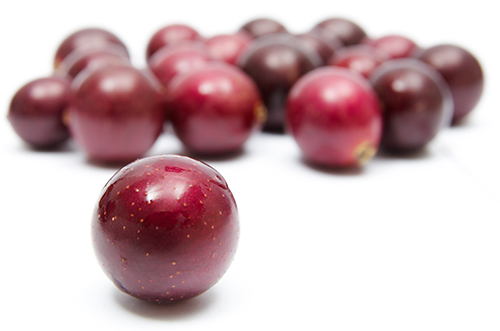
<box><xmin>1</xmin><ymin>1</ymin><xmax>499</xmax><ymax>330</ymax></box>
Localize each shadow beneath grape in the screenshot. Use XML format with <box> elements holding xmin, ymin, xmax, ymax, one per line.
<box><xmin>113</xmin><ymin>288</ymin><xmax>217</xmax><ymax>321</ymax></box>
<box><xmin>261</xmin><ymin>126</ymin><xmax>285</xmax><ymax>135</ymax></box>
<box><xmin>300</xmin><ymin>157</ymin><xmax>365</xmax><ymax>176</ymax></box>
<box><xmin>21</xmin><ymin>139</ymin><xmax>75</xmax><ymax>153</ymax></box>
<box><xmin>375</xmin><ymin>146</ymin><xmax>432</xmax><ymax>160</ymax></box>
<box><xmin>450</xmin><ymin>115</ymin><xmax>474</xmax><ymax>129</ymax></box>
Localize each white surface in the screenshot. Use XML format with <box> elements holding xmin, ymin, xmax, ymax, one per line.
<box><xmin>1</xmin><ymin>1</ymin><xmax>499</xmax><ymax>330</ymax></box>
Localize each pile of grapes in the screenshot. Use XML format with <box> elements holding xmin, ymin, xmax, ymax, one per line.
<box><xmin>7</xmin><ymin>17</ymin><xmax>484</xmax><ymax>168</ymax></box>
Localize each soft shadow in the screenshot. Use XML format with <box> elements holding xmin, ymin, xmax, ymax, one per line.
<box><xmin>376</xmin><ymin>146</ymin><xmax>432</xmax><ymax>160</ymax></box>
<box><xmin>300</xmin><ymin>156</ymin><xmax>365</xmax><ymax>176</ymax></box>
<box><xmin>451</xmin><ymin>116</ymin><xmax>474</xmax><ymax>128</ymax></box>
<box><xmin>261</xmin><ymin>127</ymin><xmax>285</xmax><ymax>135</ymax></box>
<box><xmin>20</xmin><ymin>139</ymin><xmax>75</xmax><ymax>153</ymax></box>
<box><xmin>113</xmin><ymin>288</ymin><xmax>217</xmax><ymax>321</ymax></box>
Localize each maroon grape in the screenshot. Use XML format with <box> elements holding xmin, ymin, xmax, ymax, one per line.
<box><xmin>54</xmin><ymin>28</ymin><xmax>129</xmax><ymax>69</ymax></box>
<box><xmin>329</xmin><ymin>44</ymin><xmax>390</xmax><ymax>78</ymax></box>
<box><xmin>146</xmin><ymin>24</ymin><xmax>203</xmax><ymax>59</ymax></box>
<box><xmin>238</xmin><ymin>34</ymin><xmax>319</xmax><ymax>132</ymax></box>
<box><xmin>168</xmin><ymin>63</ymin><xmax>265</xmax><ymax>155</ymax></box>
<box><xmin>8</xmin><ymin>76</ymin><xmax>71</xmax><ymax>149</ymax></box>
<box><xmin>312</xmin><ymin>17</ymin><xmax>366</xmax><ymax>46</ymax></box>
<box><xmin>239</xmin><ymin>18</ymin><xmax>288</xmax><ymax>39</ymax></box>
<box><xmin>56</xmin><ymin>45</ymin><xmax>131</xmax><ymax>79</ymax></box>
<box><xmin>417</xmin><ymin>44</ymin><xmax>484</xmax><ymax>123</ymax></box>
<box><xmin>148</xmin><ymin>43</ymin><xmax>214</xmax><ymax>88</ymax></box>
<box><xmin>370</xmin><ymin>34</ymin><xmax>419</xmax><ymax>59</ymax></box>
<box><xmin>371</xmin><ymin>59</ymin><xmax>453</xmax><ymax>153</ymax></box>
<box><xmin>204</xmin><ymin>33</ymin><xmax>252</xmax><ymax>65</ymax></box>
<box><xmin>68</xmin><ymin>65</ymin><xmax>164</xmax><ymax>163</ymax></box>
<box><xmin>92</xmin><ymin>154</ymin><xmax>239</xmax><ymax>303</ymax></box>
<box><xmin>286</xmin><ymin>67</ymin><xmax>382</xmax><ymax>167</ymax></box>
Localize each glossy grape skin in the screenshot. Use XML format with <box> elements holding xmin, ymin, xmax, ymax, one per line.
<box><xmin>329</xmin><ymin>44</ymin><xmax>390</xmax><ymax>79</ymax></box>
<box><xmin>146</xmin><ymin>24</ymin><xmax>203</xmax><ymax>59</ymax></box>
<box><xmin>92</xmin><ymin>154</ymin><xmax>239</xmax><ymax>303</ymax></box>
<box><xmin>203</xmin><ymin>33</ymin><xmax>252</xmax><ymax>65</ymax></box>
<box><xmin>239</xmin><ymin>18</ymin><xmax>288</xmax><ymax>39</ymax></box>
<box><xmin>295</xmin><ymin>33</ymin><xmax>341</xmax><ymax>65</ymax></box>
<box><xmin>167</xmin><ymin>63</ymin><xmax>265</xmax><ymax>155</ymax></box>
<box><xmin>68</xmin><ymin>65</ymin><xmax>164</xmax><ymax>163</ymax></box>
<box><xmin>148</xmin><ymin>43</ymin><xmax>214</xmax><ymax>88</ymax></box>
<box><xmin>312</xmin><ymin>17</ymin><xmax>367</xmax><ymax>46</ymax></box>
<box><xmin>371</xmin><ymin>59</ymin><xmax>453</xmax><ymax>153</ymax></box>
<box><xmin>369</xmin><ymin>34</ymin><xmax>419</xmax><ymax>59</ymax></box>
<box><xmin>56</xmin><ymin>45</ymin><xmax>131</xmax><ymax>79</ymax></box>
<box><xmin>8</xmin><ymin>76</ymin><xmax>71</xmax><ymax>149</ymax></box>
<box><xmin>238</xmin><ymin>34</ymin><xmax>319</xmax><ymax>132</ymax></box>
<box><xmin>417</xmin><ymin>44</ymin><xmax>484</xmax><ymax>124</ymax></box>
<box><xmin>54</xmin><ymin>28</ymin><xmax>129</xmax><ymax>69</ymax></box>
<box><xmin>286</xmin><ymin>67</ymin><xmax>382</xmax><ymax>167</ymax></box>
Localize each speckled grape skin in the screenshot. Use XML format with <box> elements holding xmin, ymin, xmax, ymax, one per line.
<box><xmin>91</xmin><ymin>155</ymin><xmax>239</xmax><ymax>303</ymax></box>
<box><xmin>286</xmin><ymin>67</ymin><xmax>382</xmax><ymax>167</ymax></box>
<box><xmin>69</xmin><ymin>65</ymin><xmax>164</xmax><ymax>163</ymax></box>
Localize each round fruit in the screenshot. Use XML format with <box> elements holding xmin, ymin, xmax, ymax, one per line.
<box><xmin>239</xmin><ymin>18</ymin><xmax>288</xmax><ymax>39</ymax></box>
<box><xmin>56</xmin><ymin>45</ymin><xmax>131</xmax><ymax>79</ymax></box>
<box><xmin>295</xmin><ymin>33</ymin><xmax>342</xmax><ymax>65</ymax></box>
<box><xmin>417</xmin><ymin>44</ymin><xmax>484</xmax><ymax>123</ymax></box>
<box><xmin>369</xmin><ymin>34</ymin><xmax>419</xmax><ymax>59</ymax></box>
<box><xmin>91</xmin><ymin>154</ymin><xmax>240</xmax><ymax>303</ymax></box>
<box><xmin>203</xmin><ymin>33</ymin><xmax>252</xmax><ymax>65</ymax></box>
<box><xmin>286</xmin><ymin>67</ymin><xmax>382</xmax><ymax>167</ymax></box>
<box><xmin>148</xmin><ymin>43</ymin><xmax>214</xmax><ymax>88</ymax></box>
<box><xmin>168</xmin><ymin>63</ymin><xmax>265</xmax><ymax>155</ymax></box>
<box><xmin>54</xmin><ymin>28</ymin><xmax>129</xmax><ymax>69</ymax></box>
<box><xmin>371</xmin><ymin>59</ymin><xmax>453</xmax><ymax>153</ymax></box>
<box><xmin>68</xmin><ymin>65</ymin><xmax>164</xmax><ymax>163</ymax></box>
<box><xmin>8</xmin><ymin>76</ymin><xmax>71</xmax><ymax>149</ymax></box>
<box><xmin>312</xmin><ymin>17</ymin><xmax>367</xmax><ymax>46</ymax></box>
<box><xmin>308</xmin><ymin>26</ymin><xmax>344</xmax><ymax>51</ymax></box>
<box><xmin>146</xmin><ymin>24</ymin><xmax>203</xmax><ymax>59</ymax></box>
<box><xmin>329</xmin><ymin>44</ymin><xmax>390</xmax><ymax>78</ymax></box>
<box><xmin>238</xmin><ymin>34</ymin><xmax>319</xmax><ymax>132</ymax></box>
